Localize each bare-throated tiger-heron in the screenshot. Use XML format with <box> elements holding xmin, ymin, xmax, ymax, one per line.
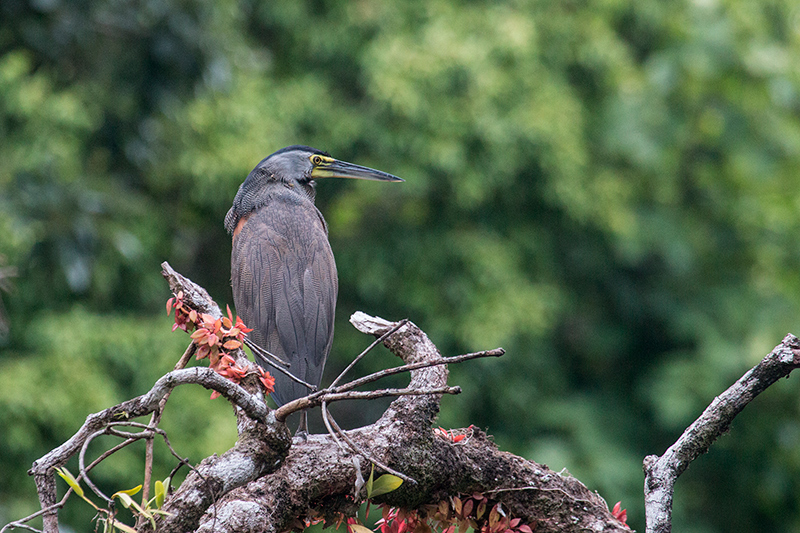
<box><xmin>225</xmin><ymin>145</ymin><xmax>402</xmax><ymax>435</ymax></box>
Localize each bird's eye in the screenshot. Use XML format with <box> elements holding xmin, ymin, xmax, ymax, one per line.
<box><xmin>311</xmin><ymin>155</ymin><xmax>324</xmax><ymax>165</ymax></box>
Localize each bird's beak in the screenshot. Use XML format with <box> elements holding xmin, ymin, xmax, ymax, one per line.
<box><xmin>311</xmin><ymin>159</ymin><xmax>404</xmax><ymax>182</ymax></box>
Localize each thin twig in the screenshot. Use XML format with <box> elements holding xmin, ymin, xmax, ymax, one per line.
<box><xmin>244</xmin><ymin>337</ymin><xmax>289</xmax><ymax>368</ymax></box>
<box><xmin>325</xmin><ymin>407</ymin><xmax>417</xmax><ymax>485</ymax></box>
<box><xmin>330</xmin><ymin>319</ymin><xmax>409</xmax><ymax>388</ymax></box>
<box><xmin>321</xmin><ymin>400</ymin><xmax>344</xmax><ymax>450</ymax></box>
<box><xmin>275</xmin><ymin>386</ymin><xmax>460</xmax><ymax>421</ymax></box>
<box><xmin>2</xmin><ymin>436</ymin><xmax>143</xmax><ymax>533</ymax></box>
<box><xmin>141</xmin><ymin>342</ymin><xmax>194</xmax><ymax>525</ymax></box>
<box><xmin>78</xmin><ymin>429</ymin><xmax>114</xmax><ymax>504</ymax></box>
<box><xmin>338</xmin><ymin>348</ymin><xmax>503</xmax><ymax>394</ymax></box>
<box><xmin>309</xmin><ymin>348</ymin><xmax>502</xmax><ymax>404</ymax></box>
<box><xmin>251</xmin><ymin>349</ymin><xmax>316</xmax><ymax>391</ymax></box>
<box><xmin>0</xmin><ymin>523</ymin><xmax>42</xmax><ymax>533</ymax></box>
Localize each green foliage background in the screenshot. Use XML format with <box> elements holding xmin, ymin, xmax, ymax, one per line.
<box><xmin>3</xmin><ymin>0</ymin><xmax>800</xmax><ymax>531</ymax></box>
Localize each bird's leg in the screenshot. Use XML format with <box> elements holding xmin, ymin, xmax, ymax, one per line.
<box><xmin>296</xmin><ymin>410</ymin><xmax>309</xmax><ymax>440</ymax></box>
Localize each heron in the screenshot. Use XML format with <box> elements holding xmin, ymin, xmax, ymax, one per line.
<box><xmin>225</xmin><ymin>145</ymin><xmax>403</xmax><ymax>435</ymax></box>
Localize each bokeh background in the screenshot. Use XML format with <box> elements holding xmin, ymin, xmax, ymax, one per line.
<box><xmin>3</xmin><ymin>1</ymin><xmax>800</xmax><ymax>531</ymax></box>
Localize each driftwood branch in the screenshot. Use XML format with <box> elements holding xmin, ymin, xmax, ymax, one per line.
<box><xmin>25</xmin><ymin>365</ymin><xmax>276</xmax><ymax>533</ymax></box>
<box><xmin>15</xmin><ymin>265</ymin><xmax>631</xmax><ymax>533</ymax></box>
<box><xmin>187</xmin><ymin>309</ymin><xmax>628</xmax><ymax>533</ymax></box>
<box><xmin>643</xmin><ymin>333</ymin><xmax>800</xmax><ymax>533</ymax></box>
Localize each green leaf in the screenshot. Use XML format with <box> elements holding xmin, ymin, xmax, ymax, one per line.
<box><xmin>115</xmin><ymin>484</ymin><xmax>142</xmax><ymax>497</ymax></box>
<box><xmin>114</xmin><ymin>491</ymin><xmax>135</xmax><ymax>509</ymax></box>
<box><xmin>112</xmin><ymin>519</ymin><xmax>138</xmax><ymax>533</ymax></box>
<box><xmin>55</xmin><ymin>466</ymin><xmax>84</xmax><ymax>498</ymax></box>
<box><xmin>365</xmin><ymin>464</ymin><xmax>375</xmax><ymax>499</ymax></box>
<box><xmin>369</xmin><ymin>474</ymin><xmax>403</xmax><ymax>498</ymax></box>
<box><xmin>155</xmin><ymin>479</ymin><xmax>166</xmax><ymax>508</ymax></box>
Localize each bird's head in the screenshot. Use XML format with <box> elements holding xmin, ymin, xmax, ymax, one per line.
<box><xmin>246</xmin><ymin>145</ymin><xmax>402</xmax><ymax>199</ymax></box>
<box><xmin>226</xmin><ymin>145</ymin><xmax>403</xmax><ymax>234</ymax></box>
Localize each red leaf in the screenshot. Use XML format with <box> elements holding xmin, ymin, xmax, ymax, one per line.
<box><xmin>258</xmin><ymin>368</ymin><xmax>276</xmax><ymax>394</ymax></box>
<box><xmin>210</xmin><ymin>390</ymin><xmax>221</xmax><ymax>400</ymax></box>
<box><xmin>462</xmin><ymin>499</ymin><xmax>473</xmax><ymax>517</ymax></box>
<box><xmin>166</xmin><ymin>298</ymin><xmax>174</xmax><ymax>315</ymax></box>
<box><xmin>195</xmin><ymin>345</ymin><xmax>210</xmax><ymax>360</ymax></box>
<box><xmin>208</xmin><ymin>348</ymin><xmax>221</xmax><ymax>368</ymax></box>
<box><xmin>223</xmin><ymin>339</ymin><xmax>241</xmax><ymax>350</ymax></box>
<box><xmin>201</xmin><ymin>313</ymin><xmax>215</xmax><ymax>328</ymax></box>
<box><xmin>489</xmin><ymin>506</ymin><xmax>499</xmax><ymax>528</ymax></box>
<box><xmin>452</xmin><ymin>497</ymin><xmax>462</xmax><ymax>515</ymax></box>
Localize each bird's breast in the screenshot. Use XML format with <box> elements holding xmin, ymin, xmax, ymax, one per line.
<box><xmin>232</xmin><ymin>212</ymin><xmax>251</xmax><ymax>240</ymax></box>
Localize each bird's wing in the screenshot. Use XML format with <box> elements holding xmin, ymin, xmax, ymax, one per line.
<box><xmin>231</xmin><ymin>194</ymin><xmax>337</xmax><ymax>406</ymax></box>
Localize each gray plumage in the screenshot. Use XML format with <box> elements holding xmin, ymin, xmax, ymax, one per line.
<box><xmin>225</xmin><ymin>145</ymin><xmax>401</xmax><ymax>431</ymax></box>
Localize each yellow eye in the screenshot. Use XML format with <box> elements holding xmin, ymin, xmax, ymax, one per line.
<box><xmin>311</xmin><ymin>155</ymin><xmax>324</xmax><ymax>165</ymax></box>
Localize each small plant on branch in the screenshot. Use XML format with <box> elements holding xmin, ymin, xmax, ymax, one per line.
<box><xmin>167</xmin><ymin>292</ymin><xmax>274</xmax><ymax>397</ymax></box>
<box><xmin>54</xmin><ymin>467</ymin><xmax>170</xmax><ymax>533</ymax></box>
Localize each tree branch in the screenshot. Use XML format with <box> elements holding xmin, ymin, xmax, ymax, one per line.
<box><xmin>15</xmin><ymin>268</ymin><xmax>629</xmax><ymax>533</ymax></box>
<box><xmin>643</xmin><ymin>333</ymin><xmax>800</xmax><ymax>533</ymax></box>
<box><xmin>188</xmin><ymin>312</ymin><xmax>628</xmax><ymax>533</ymax></box>
<box><xmin>26</xmin><ymin>367</ymin><xmax>273</xmax><ymax>533</ymax></box>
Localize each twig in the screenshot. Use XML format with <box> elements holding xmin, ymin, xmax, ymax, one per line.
<box><xmin>289</xmin><ymin>348</ymin><xmax>502</xmax><ymax>413</ymax></box>
<box><xmin>3</xmin><ymin>435</ymin><xmax>143</xmax><ymax>533</ymax></box>
<box><xmin>0</xmin><ymin>523</ymin><xmax>41</xmax><ymax>533</ymax></box>
<box><xmin>244</xmin><ymin>337</ymin><xmax>290</xmax><ymax>368</ymax></box>
<box><xmin>324</xmin><ymin>406</ymin><xmax>417</xmax><ymax>485</ymax></box>
<box><xmin>78</xmin><ymin>430</ymin><xmax>114</xmax><ymax>504</ymax></box>
<box><xmin>275</xmin><ymin>386</ymin><xmax>460</xmax><ymax>421</ymax></box>
<box><xmin>321</xmin><ymin>400</ymin><xmax>344</xmax><ymax>450</ymax></box>
<box><xmin>139</xmin><ymin>342</ymin><xmax>195</xmax><ymax>524</ymax></box>
<box><xmin>250</xmin><ymin>344</ymin><xmax>316</xmax><ymax>390</ymax></box>
<box><xmin>329</xmin><ymin>319</ymin><xmax>409</xmax><ymax>388</ymax></box>
<box><xmin>331</xmin><ymin>348</ymin><xmax>504</xmax><ymax>395</ymax></box>
<box><xmin>643</xmin><ymin>333</ymin><xmax>800</xmax><ymax>533</ymax></box>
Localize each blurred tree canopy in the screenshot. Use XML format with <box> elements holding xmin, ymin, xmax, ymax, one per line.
<box><xmin>3</xmin><ymin>0</ymin><xmax>800</xmax><ymax>531</ymax></box>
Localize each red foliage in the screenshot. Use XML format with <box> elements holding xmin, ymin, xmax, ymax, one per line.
<box><xmin>167</xmin><ymin>294</ymin><xmax>274</xmax><ymax>398</ymax></box>
<box><xmin>373</xmin><ymin>492</ymin><xmax>536</xmax><ymax>533</ymax></box>
<box><xmin>611</xmin><ymin>502</ymin><xmax>629</xmax><ymax>528</ymax></box>
<box><xmin>434</xmin><ymin>425</ymin><xmax>474</xmax><ymax>443</ymax></box>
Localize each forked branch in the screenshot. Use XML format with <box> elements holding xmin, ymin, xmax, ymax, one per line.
<box><xmin>644</xmin><ymin>334</ymin><xmax>800</xmax><ymax>533</ymax></box>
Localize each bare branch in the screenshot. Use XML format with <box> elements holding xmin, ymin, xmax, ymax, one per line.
<box><xmin>331</xmin><ymin>348</ymin><xmax>504</xmax><ymax>395</ymax></box>
<box><xmin>161</xmin><ymin>262</ymin><xmax>221</xmax><ymax>317</ymax></box>
<box><xmin>140</xmin><ymin>342</ymin><xmax>195</xmax><ymax>525</ymax></box>
<box><xmin>329</xmin><ymin>319</ymin><xmax>409</xmax><ymax>388</ymax></box>
<box><xmin>275</xmin><ymin>386</ymin><xmax>460</xmax><ymax>422</ymax></box>
<box><xmin>644</xmin><ymin>333</ymin><xmax>800</xmax><ymax>533</ymax></box>
<box><xmin>29</xmin><ymin>367</ymin><xmax>269</xmax><ymax>483</ymax></box>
